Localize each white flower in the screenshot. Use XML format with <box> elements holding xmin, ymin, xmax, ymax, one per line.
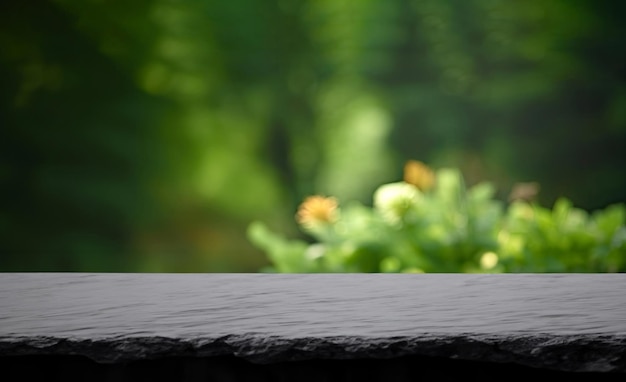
<box><xmin>374</xmin><ymin>182</ymin><xmax>421</xmax><ymax>225</ymax></box>
<box><xmin>480</xmin><ymin>251</ymin><xmax>499</xmax><ymax>270</ymax></box>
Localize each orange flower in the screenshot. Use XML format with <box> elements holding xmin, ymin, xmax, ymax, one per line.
<box><xmin>296</xmin><ymin>195</ymin><xmax>339</xmax><ymax>229</ymax></box>
<box><xmin>508</xmin><ymin>182</ymin><xmax>540</xmax><ymax>202</ymax></box>
<box><xmin>403</xmin><ymin>160</ymin><xmax>435</xmax><ymax>191</ymax></box>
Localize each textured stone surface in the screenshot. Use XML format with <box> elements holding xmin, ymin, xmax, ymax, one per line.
<box><xmin>1</xmin><ymin>273</ymin><xmax>625</xmax><ymax>374</ymax></box>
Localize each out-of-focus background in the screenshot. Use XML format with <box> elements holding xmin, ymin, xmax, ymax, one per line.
<box><xmin>1</xmin><ymin>0</ymin><xmax>625</xmax><ymax>272</ymax></box>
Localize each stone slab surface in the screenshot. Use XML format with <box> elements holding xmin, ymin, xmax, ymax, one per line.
<box><xmin>0</xmin><ymin>273</ymin><xmax>625</xmax><ymax>373</ymax></box>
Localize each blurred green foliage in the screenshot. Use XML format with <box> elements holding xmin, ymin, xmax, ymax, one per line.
<box><xmin>1</xmin><ymin>0</ymin><xmax>625</xmax><ymax>271</ymax></box>
<box><xmin>248</xmin><ymin>163</ymin><xmax>626</xmax><ymax>273</ymax></box>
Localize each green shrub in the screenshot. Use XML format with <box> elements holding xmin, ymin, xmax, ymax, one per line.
<box><xmin>248</xmin><ymin>161</ymin><xmax>626</xmax><ymax>273</ymax></box>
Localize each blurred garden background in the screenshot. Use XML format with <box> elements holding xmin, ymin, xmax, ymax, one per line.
<box><xmin>1</xmin><ymin>0</ymin><xmax>625</xmax><ymax>272</ymax></box>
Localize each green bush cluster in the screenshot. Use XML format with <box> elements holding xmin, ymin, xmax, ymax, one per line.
<box><xmin>248</xmin><ymin>163</ymin><xmax>626</xmax><ymax>273</ymax></box>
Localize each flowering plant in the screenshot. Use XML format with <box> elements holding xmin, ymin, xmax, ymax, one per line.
<box><xmin>248</xmin><ymin>161</ymin><xmax>626</xmax><ymax>273</ymax></box>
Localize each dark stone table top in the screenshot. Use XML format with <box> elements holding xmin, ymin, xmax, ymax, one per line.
<box><xmin>0</xmin><ymin>273</ymin><xmax>625</xmax><ymax>373</ymax></box>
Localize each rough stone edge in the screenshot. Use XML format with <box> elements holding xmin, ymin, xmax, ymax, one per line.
<box><xmin>0</xmin><ymin>333</ymin><xmax>624</xmax><ymax>373</ymax></box>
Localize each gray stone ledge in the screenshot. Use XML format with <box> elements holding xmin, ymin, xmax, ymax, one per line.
<box><xmin>1</xmin><ymin>273</ymin><xmax>625</xmax><ymax>375</ymax></box>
